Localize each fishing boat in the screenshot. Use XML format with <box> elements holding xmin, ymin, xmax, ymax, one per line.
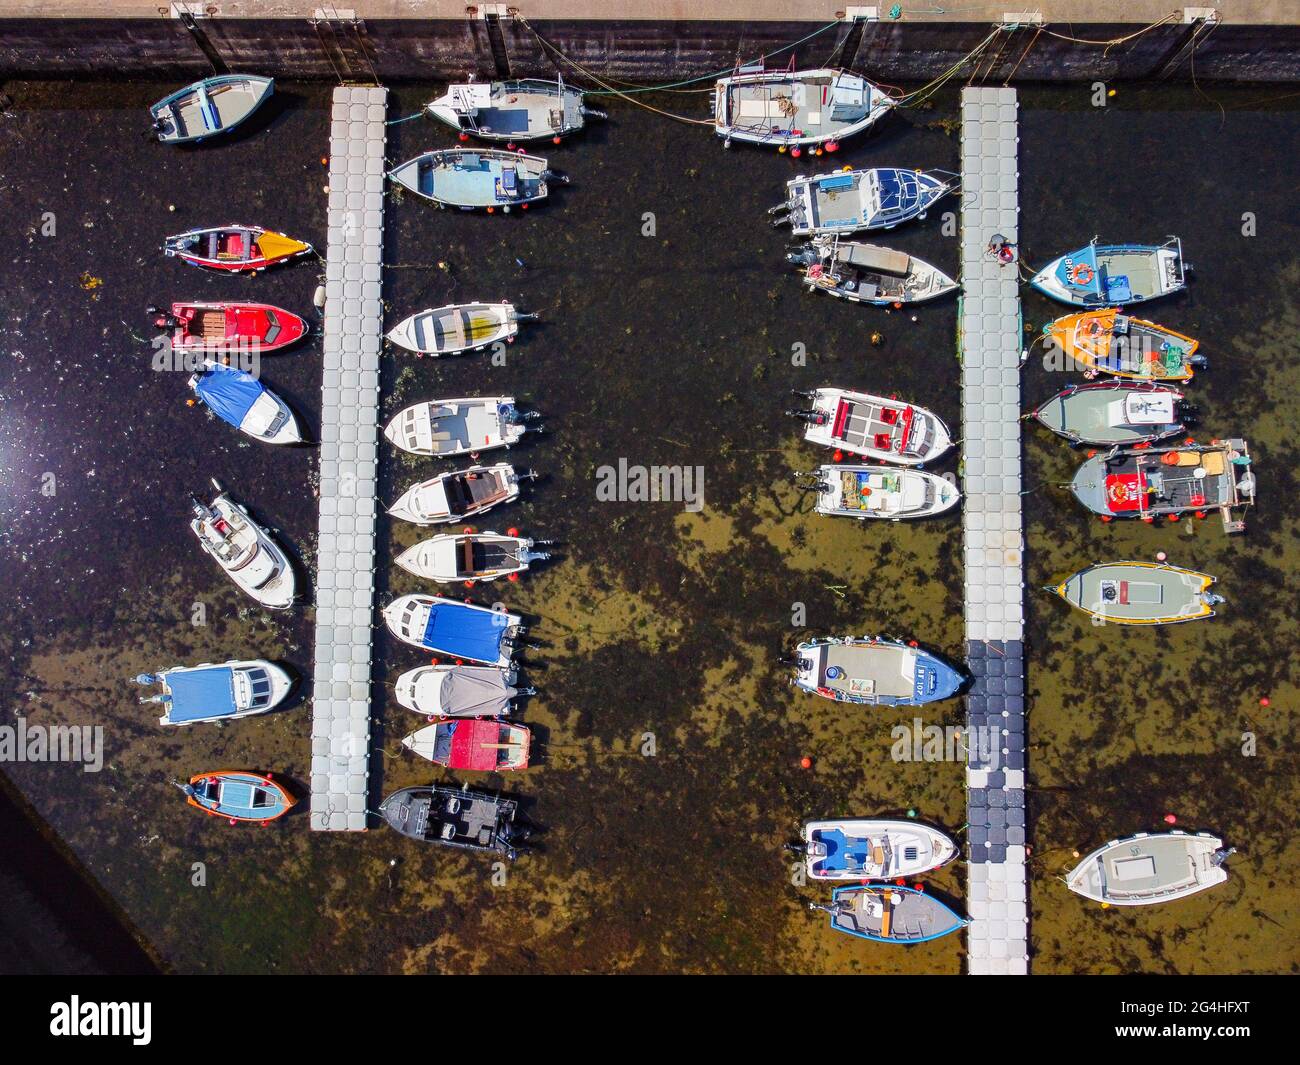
<box><xmin>137</xmin><ymin>660</ymin><xmax>292</xmax><ymax>726</ymax></box>
<box><xmin>425</xmin><ymin>77</ymin><xmax>604</xmax><ymax>142</ymax></box>
<box><xmin>387</xmin><ymin>148</ymin><xmax>564</xmax><ymax>210</ymax></box>
<box><xmin>787</xmin><ymin>237</ymin><xmax>958</xmax><ymax>305</ymax></box>
<box><xmin>800</xmin><ymin>819</ymin><xmax>957</xmax><ymax>881</ymax></box>
<box><xmin>383</xmin><ymin>397</ymin><xmax>537</xmax><ymax>458</ymax></box>
<box><xmin>1070</xmin><ymin>438</ymin><xmax>1256</xmax><ymax>533</ymax></box>
<box><xmin>401</xmin><ymin>719</ymin><xmax>532</xmax><ymax>772</ymax></box>
<box><xmin>395</xmin><ymin>663</ymin><xmax>533</xmax><ymax>718</ymax></box>
<box><xmin>1050</xmin><ymin>560</ymin><xmax>1223</xmax><ymax>626</ymax></box>
<box><xmin>802</xmin><ymin>465</ymin><xmax>961</xmax><ymax>520</ymax></box>
<box><xmin>1031</xmin><ymin>382</ymin><xmax>1192</xmax><ymax>447</ymax></box>
<box><xmin>388</xmin><ymin>464</ymin><xmax>534</xmax><ymax>525</ymax></box>
<box><xmin>788</xmin><ymin>387</ymin><xmax>953</xmax><ymax>466</ymax></box>
<box><xmin>188</xmin><ymin>362</ymin><xmax>303</xmax><ymax>444</ymax></box>
<box><xmin>395</xmin><ymin>531</ymin><xmax>551</xmax><ymax>584</ymax></box>
<box><xmin>382</xmin><ymin>594</ymin><xmax>525</xmax><ymax>667</ymax></box>
<box><xmin>712</xmin><ymin>66</ymin><xmax>894</xmax><ymax>148</ymax></box>
<box><xmin>1066</xmin><ymin>831</ymin><xmax>1233</xmax><ymax>906</ymax></box>
<box><xmin>178</xmin><ymin>770</ymin><xmax>296</xmax><ymax>823</ymax></box>
<box><xmin>150</xmin><ymin>74</ymin><xmax>274</xmax><ymax>144</ymax></box>
<box><xmin>1047</xmin><ymin>309</ymin><xmax>1202</xmax><ymax>381</ymax></box>
<box><xmin>155</xmin><ymin>301</ymin><xmax>308</xmax><ymax>355</ymax></box>
<box><xmin>378</xmin><ymin>784</ymin><xmax>527</xmax><ymax>856</ymax></box>
<box><xmin>386</xmin><ymin>302</ymin><xmax>536</xmax><ymax>356</ymax></box>
<box><xmin>189</xmin><ymin>481</ymin><xmax>297</xmax><ymax>609</ymax></box>
<box><xmin>818</xmin><ymin>885</ymin><xmax>969</xmax><ymax>944</ymax></box>
<box><xmin>1030</xmin><ymin>237</ymin><xmax>1186</xmax><ymax>306</ymax></box>
<box><xmin>163</xmin><ymin>225</ymin><xmax>313</xmax><ymax>272</ymax></box>
<box><xmin>770</xmin><ymin>167</ymin><xmax>958</xmax><ymax>237</ymax></box>
<box><xmin>787</xmin><ymin>636</ymin><xmax>964</xmax><ymax>706</ymax></box>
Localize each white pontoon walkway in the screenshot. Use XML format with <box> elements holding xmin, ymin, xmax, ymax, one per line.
<box><xmin>310</xmin><ymin>86</ymin><xmax>386</xmax><ymax>831</ymax></box>
<box><xmin>959</xmin><ymin>87</ymin><xmax>1028</xmax><ymax>974</ymax></box>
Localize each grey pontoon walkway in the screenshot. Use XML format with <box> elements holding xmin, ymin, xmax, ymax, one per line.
<box><xmin>959</xmin><ymin>87</ymin><xmax>1028</xmax><ymax>974</ymax></box>
<box><xmin>310</xmin><ymin>86</ymin><xmax>386</xmax><ymax>831</ymax></box>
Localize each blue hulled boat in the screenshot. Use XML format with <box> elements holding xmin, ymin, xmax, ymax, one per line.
<box><xmin>1030</xmin><ymin>237</ymin><xmax>1186</xmax><ymax>306</ymax></box>
<box><xmin>821</xmin><ymin>885</ymin><xmax>968</xmax><ymax>944</ymax></box>
<box><xmin>150</xmin><ymin>75</ymin><xmax>274</xmax><ymax>145</ymax></box>
<box><xmin>789</xmin><ymin>636</ymin><xmax>964</xmax><ymax>705</ymax></box>
<box><xmin>383</xmin><ymin>594</ymin><xmax>525</xmax><ymax>667</ymax></box>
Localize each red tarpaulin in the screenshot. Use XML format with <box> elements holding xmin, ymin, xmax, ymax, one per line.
<box><xmin>448</xmin><ymin>720</ymin><xmax>501</xmax><ymax>771</ymax></box>
<box><xmin>1105</xmin><ymin>472</ymin><xmax>1145</xmax><ymax>513</ymax></box>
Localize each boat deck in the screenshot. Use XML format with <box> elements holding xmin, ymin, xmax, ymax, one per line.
<box><xmin>310</xmin><ymin>86</ymin><xmax>386</xmax><ymax>831</ymax></box>
<box><xmin>959</xmin><ymin>88</ymin><xmax>1029</xmax><ymax>974</ymax></box>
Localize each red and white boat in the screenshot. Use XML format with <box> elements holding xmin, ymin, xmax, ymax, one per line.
<box><xmin>162</xmin><ymin>225</ymin><xmax>314</xmax><ymax>272</ymax></box>
<box><xmin>156</xmin><ymin>302</ymin><xmax>308</xmax><ymax>354</ymax></box>
<box><xmin>401</xmin><ymin>718</ymin><xmax>531</xmax><ymax>772</ymax></box>
<box><xmin>788</xmin><ymin>387</ymin><xmax>952</xmax><ymax>466</ymax></box>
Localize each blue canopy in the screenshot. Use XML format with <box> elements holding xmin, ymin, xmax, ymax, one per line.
<box><xmin>877</xmin><ymin>168</ymin><xmax>916</xmax><ymax>212</ymax></box>
<box><xmin>165</xmin><ymin>667</ymin><xmax>237</xmax><ymax>722</ymax></box>
<box><xmin>194</xmin><ymin>364</ymin><xmax>263</xmax><ymax>428</ymax></box>
<box><xmin>420</xmin><ymin>602</ymin><xmax>507</xmax><ymax>663</ymax></box>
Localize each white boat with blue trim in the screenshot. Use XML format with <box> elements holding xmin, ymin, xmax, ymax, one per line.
<box><xmin>150</xmin><ymin>75</ymin><xmax>274</xmax><ymax>145</ymax></box>
<box><xmin>1031</xmin><ymin>237</ymin><xmax>1186</xmax><ymax>307</ymax></box>
<box><xmin>800</xmin><ymin>819</ymin><xmax>957</xmax><ymax>881</ymax></box>
<box><xmin>788</xmin><ymin>636</ymin><xmax>964</xmax><ymax>706</ymax></box>
<box><xmin>771</xmin><ymin>167</ymin><xmax>958</xmax><ymax>237</ymax></box>
<box><xmin>136</xmin><ymin>660</ymin><xmax>293</xmax><ymax>726</ymax></box>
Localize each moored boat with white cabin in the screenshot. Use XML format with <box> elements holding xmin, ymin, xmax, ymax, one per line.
<box><xmin>395</xmin><ymin>531</ymin><xmax>550</xmax><ymax>584</ymax></box>
<box><xmin>383</xmin><ymin>397</ymin><xmax>539</xmax><ymax>458</ymax></box>
<box><xmin>136</xmin><ymin>660</ymin><xmax>293</xmax><ymax>726</ymax></box>
<box><xmin>189</xmin><ymin>482</ymin><xmax>296</xmax><ymax>609</ymax></box>
<box><xmin>387</xmin><ymin>464</ymin><xmax>534</xmax><ymax>525</ymax></box>
<box><xmin>788</xmin><ymin>387</ymin><xmax>952</xmax><ymax>466</ymax></box>
<box><xmin>801</xmin><ymin>464</ymin><xmax>960</xmax><ymax>520</ymax></box>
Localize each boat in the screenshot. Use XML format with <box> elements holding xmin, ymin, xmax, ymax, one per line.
<box><xmin>787</xmin><ymin>636</ymin><xmax>964</xmax><ymax>706</ymax></box>
<box><xmin>1030</xmin><ymin>237</ymin><xmax>1186</xmax><ymax>306</ymax></box>
<box><xmin>425</xmin><ymin>76</ymin><xmax>603</xmax><ymax>142</ymax></box>
<box><xmin>388</xmin><ymin>464</ymin><xmax>535</xmax><ymax>525</ymax></box>
<box><xmin>178</xmin><ymin>771</ymin><xmax>296</xmax><ymax>823</ymax></box>
<box><xmin>800</xmin><ymin>819</ymin><xmax>957</xmax><ymax>881</ymax></box>
<box><xmin>188</xmin><ymin>361</ymin><xmax>303</xmax><ymax>445</ymax></box>
<box><xmin>787</xmin><ymin>387</ymin><xmax>953</xmax><ymax>466</ymax></box>
<box><xmin>387</xmin><ymin>148</ymin><xmax>565</xmax><ymax>210</ymax></box>
<box><xmin>150</xmin><ymin>74</ymin><xmax>274</xmax><ymax>144</ymax></box>
<box><xmin>378</xmin><ymin>784</ymin><xmax>527</xmax><ymax>856</ymax></box>
<box><xmin>801</xmin><ymin>464</ymin><xmax>961</xmax><ymax>520</ymax></box>
<box><xmin>394</xmin><ymin>663</ymin><xmax>533</xmax><ymax>718</ymax></box>
<box><xmin>712</xmin><ymin>66</ymin><xmax>894</xmax><ymax>148</ymax></box>
<box><xmin>1066</xmin><ymin>831</ymin><xmax>1233</xmax><ymax>906</ymax></box>
<box><xmin>401</xmin><ymin>719</ymin><xmax>532</xmax><ymax>772</ymax></box>
<box><xmin>189</xmin><ymin>481</ymin><xmax>297</xmax><ymax>609</ymax></box>
<box><xmin>154</xmin><ymin>301</ymin><xmax>308</xmax><ymax>355</ymax></box>
<box><xmin>163</xmin><ymin>225</ymin><xmax>313</xmax><ymax>272</ymax></box>
<box><xmin>787</xmin><ymin>237</ymin><xmax>958</xmax><ymax>305</ymax></box>
<box><xmin>383</xmin><ymin>397</ymin><xmax>537</xmax><ymax>458</ymax></box>
<box><xmin>395</xmin><ymin>530</ymin><xmax>550</xmax><ymax>584</ymax></box>
<box><xmin>386</xmin><ymin>302</ymin><xmax>535</xmax><ymax>356</ymax></box>
<box><xmin>770</xmin><ymin>167</ymin><xmax>958</xmax><ymax>237</ymax></box>
<box><xmin>382</xmin><ymin>594</ymin><xmax>525</xmax><ymax>667</ymax></box>
<box><xmin>1031</xmin><ymin>382</ymin><xmax>1193</xmax><ymax>447</ymax></box>
<box><xmin>1070</xmin><ymin>437</ymin><xmax>1256</xmax><ymax>533</ymax></box>
<box><xmin>1046</xmin><ymin>309</ymin><xmax>1202</xmax><ymax>381</ymax></box>
<box><xmin>818</xmin><ymin>885</ymin><xmax>969</xmax><ymax>944</ymax></box>
<box><xmin>1050</xmin><ymin>560</ymin><xmax>1223</xmax><ymax>625</ymax></box>
<box><xmin>136</xmin><ymin>660</ymin><xmax>293</xmax><ymax>726</ymax></box>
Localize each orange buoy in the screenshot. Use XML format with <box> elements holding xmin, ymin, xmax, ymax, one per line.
<box><xmin>1163</xmin><ymin>814</ymin><xmax>1177</xmax><ymax>825</ymax></box>
<box><xmin>458</xmin><ymin>132</ymin><xmax>469</xmax><ymax>142</ymax></box>
<box><xmin>507</xmin><ymin>528</ymin><xmax>519</xmax><ymax>537</ymax></box>
<box><xmin>552</xmin><ymin>135</ymin><xmax>561</xmax><ymax>144</ymax></box>
<box><xmin>791</xmin><ymin>147</ymin><xmax>802</xmax><ymax>158</ymax></box>
<box><xmin>826</xmin><ymin>141</ymin><xmax>839</xmax><ymax>152</ymax></box>
<box><xmin>508</xmin><ymin>572</ymin><xmax>519</xmax><ymax>582</ymax></box>
<box><xmin>486</xmin><ymin>206</ymin><xmax>494</xmax><ymax>214</ymax></box>
<box><xmin>1167</xmin><ymin>513</ymin><xmax>1180</xmax><ymax>522</ymax></box>
<box><xmin>800</xmin><ymin>756</ymin><xmax>812</xmax><ymax>769</ymax></box>
<box><xmin>1260</xmin><ymin>696</ymin><xmax>1271</xmax><ymax>707</ymax></box>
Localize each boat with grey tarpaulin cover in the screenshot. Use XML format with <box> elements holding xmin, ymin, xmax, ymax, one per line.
<box><xmin>394</xmin><ymin>663</ymin><xmax>533</xmax><ymax>718</ymax></box>
<box><xmin>379</xmin><ymin>784</ymin><xmax>528</xmax><ymax>856</ymax></box>
<box><xmin>814</xmin><ymin>885</ymin><xmax>969</xmax><ymax>944</ymax></box>
<box><xmin>787</xmin><ymin>237</ymin><xmax>957</xmax><ymax>305</ymax></box>
<box><xmin>136</xmin><ymin>660</ymin><xmax>293</xmax><ymax>726</ymax></box>
<box><xmin>387</xmin><ymin>464</ymin><xmax>535</xmax><ymax>525</ymax></box>
<box><xmin>425</xmin><ymin>76</ymin><xmax>604</xmax><ymax>142</ymax></box>
<box><xmin>798</xmin><ymin>819</ymin><xmax>957</xmax><ymax>881</ymax></box>
<box><xmin>1050</xmin><ymin>560</ymin><xmax>1223</xmax><ymax>626</ymax></box>
<box><xmin>1031</xmin><ymin>382</ymin><xmax>1193</xmax><ymax>447</ymax></box>
<box><xmin>1066</xmin><ymin>831</ymin><xmax>1233</xmax><ymax>906</ymax></box>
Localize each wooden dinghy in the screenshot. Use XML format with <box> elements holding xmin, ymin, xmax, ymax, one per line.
<box><xmin>1067</xmin><ymin>831</ymin><xmax>1232</xmax><ymax>906</ymax></box>
<box><xmin>156</xmin><ymin>301</ymin><xmax>308</xmax><ymax>355</ymax></box>
<box><xmin>788</xmin><ymin>238</ymin><xmax>957</xmax><ymax>305</ymax></box>
<box><xmin>137</xmin><ymin>660</ymin><xmax>293</xmax><ymax>726</ymax></box>
<box><xmin>179</xmin><ymin>771</ymin><xmax>296</xmax><ymax>823</ymax></box>
<box><xmin>802</xmin><ymin>465</ymin><xmax>960</xmax><ymax>520</ymax></box>
<box><xmin>787</xmin><ymin>636</ymin><xmax>964</xmax><ymax>706</ymax></box>
<box><xmin>388</xmin><ymin>148</ymin><xmax>564</xmax><ymax>210</ymax></box>
<box><xmin>712</xmin><ymin>67</ymin><xmax>894</xmax><ymax>148</ymax></box>
<box><xmin>788</xmin><ymin>387</ymin><xmax>953</xmax><ymax>466</ymax></box>
<box><xmin>401</xmin><ymin>719</ymin><xmax>532</xmax><ymax>772</ymax></box>
<box><xmin>800</xmin><ymin>819</ymin><xmax>957</xmax><ymax>881</ymax></box>
<box><xmin>1047</xmin><ymin>308</ymin><xmax>1203</xmax><ymax>381</ymax></box>
<box><xmin>1050</xmin><ymin>560</ymin><xmax>1222</xmax><ymax>625</ymax></box>
<box><xmin>394</xmin><ymin>663</ymin><xmax>533</xmax><ymax>718</ymax></box>
<box><xmin>771</xmin><ymin>167</ymin><xmax>958</xmax><ymax>237</ymax></box>
<box><xmin>150</xmin><ymin>75</ymin><xmax>274</xmax><ymax>144</ymax></box>
<box><xmin>388</xmin><ymin>464</ymin><xmax>534</xmax><ymax>525</ymax></box>
<box><xmin>819</xmin><ymin>885</ymin><xmax>968</xmax><ymax>944</ymax></box>
<box><xmin>163</xmin><ymin>225</ymin><xmax>313</xmax><ymax>272</ymax></box>
<box><xmin>378</xmin><ymin>784</ymin><xmax>527</xmax><ymax>856</ymax></box>
<box><xmin>383</xmin><ymin>397</ymin><xmax>538</xmax><ymax>457</ymax></box>
<box><xmin>1031</xmin><ymin>382</ymin><xmax>1191</xmax><ymax>446</ymax></box>
<box><xmin>395</xmin><ymin>530</ymin><xmax>550</xmax><ymax>585</ymax></box>
<box><xmin>1031</xmin><ymin>237</ymin><xmax>1186</xmax><ymax>306</ymax></box>
<box><xmin>425</xmin><ymin>77</ymin><xmax>603</xmax><ymax>142</ymax></box>
<box><xmin>386</xmin><ymin>302</ymin><xmax>535</xmax><ymax>356</ymax></box>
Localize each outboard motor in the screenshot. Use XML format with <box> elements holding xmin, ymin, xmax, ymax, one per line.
<box><xmin>785</xmin><ymin>408</ymin><xmax>828</xmax><ymax>427</ymax></box>
<box><xmin>786</xmin><ymin>245</ymin><xmax>819</xmax><ymax>268</ymax></box>
<box><xmin>1175</xmin><ymin>400</ymin><xmax>1200</xmax><ymax>425</ymax></box>
<box><xmin>541</xmin><ymin>168</ymin><xmax>569</xmax><ymax>185</ymax></box>
<box><xmin>1189</xmin><ymin>354</ymin><xmax>1208</xmax><ymax>369</ymax></box>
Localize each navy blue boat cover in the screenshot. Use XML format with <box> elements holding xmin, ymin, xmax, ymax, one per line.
<box><xmin>421</xmin><ymin>602</ymin><xmax>506</xmax><ymax>662</ymax></box>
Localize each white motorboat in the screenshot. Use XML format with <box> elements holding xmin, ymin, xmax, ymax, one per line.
<box><xmin>387</xmin><ymin>464</ymin><xmax>534</xmax><ymax>525</ymax></box>
<box><xmin>395</xmin><ymin>530</ymin><xmax>550</xmax><ymax>585</ymax></box>
<box><xmin>382</xmin><ymin>594</ymin><xmax>525</xmax><ymax>667</ymax></box>
<box><xmin>787</xmin><ymin>237</ymin><xmax>958</xmax><ymax>305</ymax></box>
<box><xmin>386</xmin><ymin>301</ymin><xmax>536</xmax><ymax>356</ymax></box>
<box><xmin>383</xmin><ymin>396</ymin><xmax>539</xmax><ymax>457</ymax></box>
<box><xmin>801</xmin><ymin>819</ymin><xmax>958</xmax><ymax>881</ymax></box>
<box><xmin>804</xmin><ymin>464</ymin><xmax>960</xmax><ymax>520</ymax></box>
<box><xmin>1066</xmin><ymin>831</ymin><xmax>1233</xmax><ymax>906</ymax></box>
<box><xmin>394</xmin><ymin>663</ymin><xmax>533</xmax><ymax>718</ymax></box>
<box><xmin>189</xmin><ymin>482</ymin><xmax>296</xmax><ymax>609</ymax></box>
<box><xmin>788</xmin><ymin>387</ymin><xmax>953</xmax><ymax>466</ymax></box>
<box><xmin>771</xmin><ymin>167</ymin><xmax>958</xmax><ymax>237</ymax></box>
<box><xmin>712</xmin><ymin>67</ymin><xmax>894</xmax><ymax>148</ymax></box>
<box><xmin>425</xmin><ymin>77</ymin><xmax>603</xmax><ymax>142</ymax></box>
<box><xmin>136</xmin><ymin>659</ymin><xmax>293</xmax><ymax>726</ymax></box>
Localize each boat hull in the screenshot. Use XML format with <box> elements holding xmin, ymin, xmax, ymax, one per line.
<box><xmin>828</xmin><ymin>885</ymin><xmax>968</xmax><ymax>944</ymax></box>
<box><xmin>813</xmin><ymin>465</ymin><xmax>960</xmax><ymax>520</ymax></box>
<box><xmin>1053</xmin><ymin>561</ymin><xmax>1219</xmax><ymax>625</ymax></box>
<box><xmin>395</xmin><ymin>532</ymin><xmax>537</xmax><ymax>584</ymax></box>
<box><xmin>388</xmin><ymin>464</ymin><xmax>521</xmax><ymax>525</ymax></box>
<box><xmin>798</xmin><ymin>387</ymin><xmax>953</xmax><ymax>466</ymax></box>
<box><xmin>383</xmin><ymin>397</ymin><xmax>525</xmax><ymax>457</ymax></box>
<box><xmin>1032</xmin><ymin>382</ymin><xmax>1187</xmax><ymax>446</ymax></box>
<box><xmin>791</xmin><ymin>637</ymin><xmax>964</xmax><ymax>706</ymax></box>
<box><xmin>1047</xmin><ymin>309</ymin><xmax>1199</xmax><ymax>382</ymax></box>
<box><xmin>1030</xmin><ymin>239</ymin><xmax>1185</xmax><ymax>307</ymax></box>
<box><xmin>382</xmin><ymin>594</ymin><xmax>523</xmax><ymax>667</ymax></box>
<box><xmin>713</xmin><ymin>68</ymin><xmax>894</xmax><ymax>147</ymax></box>
<box><xmin>151</xmin><ymin>659</ymin><xmax>293</xmax><ymax>725</ymax></box>
<box><xmin>386</xmin><ymin>302</ymin><xmax>519</xmax><ymax>355</ymax></box>
<box><xmin>184</xmin><ymin>770</ymin><xmax>296</xmax><ymax>822</ymax></box>
<box><xmin>163</xmin><ymin>226</ymin><xmax>313</xmax><ymax>272</ymax></box>
<box><xmin>151</xmin><ymin>75</ymin><xmax>274</xmax><ymax>145</ymax></box>
<box><xmin>778</xmin><ymin>168</ymin><xmax>957</xmax><ymax>238</ymax></box>
<box><xmin>402</xmin><ymin>719</ymin><xmax>531</xmax><ymax>771</ymax></box>
<box><xmin>426</xmin><ymin>79</ymin><xmax>592</xmax><ymax>142</ymax></box>
<box><xmin>388</xmin><ymin>148</ymin><xmax>553</xmax><ymax>209</ymax></box>
<box><xmin>166</xmin><ymin>302</ymin><xmax>307</xmax><ymax>355</ymax></box>
<box><xmin>1066</xmin><ymin>831</ymin><xmax>1229</xmax><ymax>906</ymax></box>
<box><xmin>394</xmin><ymin>664</ymin><xmax>521</xmax><ymax>718</ymax></box>
<box><xmin>378</xmin><ymin>785</ymin><xmax>522</xmax><ymax>854</ymax></box>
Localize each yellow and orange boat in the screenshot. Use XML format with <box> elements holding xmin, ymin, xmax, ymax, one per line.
<box><xmin>1047</xmin><ymin>309</ymin><xmax>1202</xmax><ymax>382</ymax></box>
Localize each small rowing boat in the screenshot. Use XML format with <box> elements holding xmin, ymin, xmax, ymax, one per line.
<box><xmin>788</xmin><ymin>636</ymin><xmax>964</xmax><ymax>706</ymax></box>
<box><xmin>386</xmin><ymin>302</ymin><xmax>535</xmax><ymax>356</ymax></box>
<box><xmin>401</xmin><ymin>719</ymin><xmax>532</xmax><ymax>772</ymax></box>
<box><xmin>788</xmin><ymin>387</ymin><xmax>953</xmax><ymax>466</ymax></box>
<box><xmin>425</xmin><ymin>77</ymin><xmax>603</xmax><ymax>142</ymax></box>
<box><xmin>150</xmin><ymin>75</ymin><xmax>274</xmax><ymax>144</ymax></box>
<box><xmin>787</xmin><ymin>237</ymin><xmax>957</xmax><ymax>305</ymax></box>
<box><xmin>801</xmin><ymin>464</ymin><xmax>960</xmax><ymax>520</ymax></box>
<box><xmin>712</xmin><ymin>67</ymin><xmax>894</xmax><ymax>148</ymax></box>
<box><xmin>1031</xmin><ymin>237</ymin><xmax>1186</xmax><ymax>306</ymax></box>
<box><xmin>383</xmin><ymin>397</ymin><xmax>538</xmax><ymax>457</ymax></box>
<box><xmin>388</xmin><ymin>464</ymin><xmax>534</xmax><ymax>525</ymax></box>
<box><xmin>1047</xmin><ymin>308</ymin><xmax>1202</xmax><ymax>381</ymax></box>
<box><xmin>137</xmin><ymin>660</ymin><xmax>293</xmax><ymax>726</ymax></box>
<box><xmin>163</xmin><ymin>225</ymin><xmax>313</xmax><ymax>272</ymax></box>
<box><xmin>179</xmin><ymin>770</ymin><xmax>296</xmax><ymax>823</ymax></box>
<box><xmin>388</xmin><ymin>148</ymin><xmax>565</xmax><ymax>210</ymax></box>
<box><xmin>770</xmin><ymin>167</ymin><xmax>957</xmax><ymax>237</ymax></box>
<box><xmin>394</xmin><ymin>663</ymin><xmax>533</xmax><ymax>718</ymax></box>
<box><xmin>379</xmin><ymin>784</ymin><xmax>527</xmax><ymax>856</ymax></box>
<box><xmin>155</xmin><ymin>301</ymin><xmax>308</xmax><ymax>355</ymax></box>
<box><xmin>800</xmin><ymin>819</ymin><xmax>957</xmax><ymax>881</ymax></box>
<box><xmin>189</xmin><ymin>481</ymin><xmax>297</xmax><ymax>609</ymax></box>
<box><xmin>395</xmin><ymin>530</ymin><xmax>550</xmax><ymax>584</ymax></box>
<box><xmin>188</xmin><ymin>361</ymin><xmax>303</xmax><ymax>445</ymax></box>
<box><xmin>1031</xmin><ymin>382</ymin><xmax>1192</xmax><ymax>446</ymax></box>
<box><xmin>1066</xmin><ymin>831</ymin><xmax>1232</xmax><ymax>906</ymax></box>
<box><xmin>383</xmin><ymin>594</ymin><xmax>525</xmax><ymax>667</ymax></box>
<box><xmin>1050</xmin><ymin>560</ymin><xmax>1223</xmax><ymax>625</ymax></box>
<box><xmin>819</xmin><ymin>885</ymin><xmax>968</xmax><ymax>944</ymax></box>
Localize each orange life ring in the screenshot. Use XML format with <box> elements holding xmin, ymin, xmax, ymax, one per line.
<box><xmin>1069</xmin><ymin>262</ymin><xmax>1094</xmax><ymax>285</ymax></box>
<box><xmin>1108</xmin><ymin>481</ymin><xmax>1133</xmax><ymax>504</ymax></box>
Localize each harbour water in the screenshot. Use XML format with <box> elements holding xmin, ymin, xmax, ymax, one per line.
<box><xmin>0</xmin><ymin>78</ymin><xmax>1296</xmax><ymax>973</ymax></box>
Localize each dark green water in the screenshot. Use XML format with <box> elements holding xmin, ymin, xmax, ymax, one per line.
<box><xmin>0</xmin><ymin>78</ymin><xmax>1295</xmax><ymax>973</ymax></box>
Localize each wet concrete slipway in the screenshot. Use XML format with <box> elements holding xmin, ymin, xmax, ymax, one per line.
<box><xmin>0</xmin><ymin>78</ymin><xmax>1297</xmax><ymax>974</ymax></box>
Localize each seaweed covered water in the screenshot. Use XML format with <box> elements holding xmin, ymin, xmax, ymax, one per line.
<box><xmin>0</xmin><ymin>78</ymin><xmax>1295</xmax><ymax>974</ymax></box>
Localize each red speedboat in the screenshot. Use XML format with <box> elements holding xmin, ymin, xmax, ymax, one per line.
<box><xmin>156</xmin><ymin>302</ymin><xmax>309</xmax><ymax>354</ymax></box>
<box><xmin>162</xmin><ymin>225</ymin><xmax>313</xmax><ymax>272</ymax></box>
